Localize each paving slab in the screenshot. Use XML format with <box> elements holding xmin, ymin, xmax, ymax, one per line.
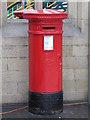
<box><xmin>0</xmin><ymin>104</ymin><xmax>89</xmax><ymax>119</ymax></box>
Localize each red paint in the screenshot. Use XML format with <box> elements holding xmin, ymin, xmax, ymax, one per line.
<box><xmin>14</xmin><ymin>9</ymin><xmax>67</xmax><ymax>93</ymax></box>
<box><xmin>22</xmin><ymin>0</ymin><xmax>24</xmax><ymax>9</ymax></box>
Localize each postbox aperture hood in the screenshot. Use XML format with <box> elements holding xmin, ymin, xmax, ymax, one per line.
<box><xmin>14</xmin><ymin>9</ymin><xmax>67</xmax><ymax>20</ymax></box>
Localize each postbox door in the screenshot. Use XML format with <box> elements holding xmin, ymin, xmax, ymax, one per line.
<box><xmin>29</xmin><ymin>33</ymin><xmax>62</xmax><ymax>92</ymax></box>
<box><xmin>56</xmin><ymin>34</ymin><xmax>62</xmax><ymax>91</ymax></box>
<box><xmin>42</xmin><ymin>34</ymin><xmax>62</xmax><ymax>92</ymax></box>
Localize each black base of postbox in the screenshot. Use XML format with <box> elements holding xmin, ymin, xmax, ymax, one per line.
<box><xmin>28</xmin><ymin>91</ymin><xmax>63</xmax><ymax>115</ymax></box>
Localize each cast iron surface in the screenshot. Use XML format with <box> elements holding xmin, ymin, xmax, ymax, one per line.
<box><xmin>29</xmin><ymin>91</ymin><xmax>63</xmax><ymax>115</ymax></box>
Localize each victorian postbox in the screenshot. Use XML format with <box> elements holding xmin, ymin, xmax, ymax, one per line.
<box><xmin>14</xmin><ymin>9</ymin><xmax>67</xmax><ymax>115</ymax></box>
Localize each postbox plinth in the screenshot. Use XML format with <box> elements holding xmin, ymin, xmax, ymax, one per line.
<box><xmin>14</xmin><ymin>9</ymin><xmax>67</xmax><ymax>115</ymax></box>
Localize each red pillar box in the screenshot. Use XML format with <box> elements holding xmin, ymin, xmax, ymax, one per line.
<box><xmin>14</xmin><ymin>9</ymin><xmax>67</xmax><ymax>115</ymax></box>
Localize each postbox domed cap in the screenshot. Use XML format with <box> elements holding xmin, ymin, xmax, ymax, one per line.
<box><xmin>14</xmin><ymin>9</ymin><xmax>67</xmax><ymax>19</ymax></box>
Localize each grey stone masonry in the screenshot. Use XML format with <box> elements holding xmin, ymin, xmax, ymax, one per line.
<box><xmin>1</xmin><ymin>17</ymin><xmax>88</xmax><ymax>103</ymax></box>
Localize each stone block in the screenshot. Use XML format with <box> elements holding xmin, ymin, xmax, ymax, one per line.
<box><xmin>63</xmin><ymin>91</ymin><xmax>77</xmax><ymax>101</ymax></box>
<box><xmin>2</xmin><ymin>94</ymin><xmax>17</xmax><ymax>103</ymax></box>
<box><xmin>17</xmin><ymin>81</ymin><xmax>29</xmax><ymax>94</ymax></box>
<box><xmin>63</xmin><ymin>80</ymin><xmax>76</xmax><ymax>92</ymax></box>
<box><xmin>63</xmin><ymin>46</ymin><xmax>73</xmax><ymax>57</ymax></box>
<box><xmin>15</xmin><ymin>93</ymin><xmax>28</xmax><ymax>103</ymax></box>
<box><xmin>0</xmin><ymin>36</ymin><xmax>2</xmax><ymax>46</ymax></box>
<box><xmin>0</xmin><ymin>2</ymin><xmax>1</xmax><ymax>28</ymax></box>
<box><xmin>63</xmin><ymin>69</ymin><xmax>74</xmax><ymax>81</ymax></box>
<box><xmin>2</xmin><ymin>21</ymin><xmax>28</xmax><ymax>38</ymax></box>
<box><xmin>73</xmin><ymin>36</ymin><xmax>88</xmax><ymax>46</ymax></box>
<box><xmin>68</xmin><ymin>1</ymin><xmax>78</xmax><ymax>19</ymax></box>
<box><xmin>1</xmin><ymin>2</ymin><xmax>7</xmax><ymax>27</ymax></box>
<box><xmin>63</xmin><ymin>36</ymin><xmax>88</xmax><ymax>46</ymax></box>
<box><xmin>77</xmin><ymin>2</ymin><xmax>82</xmax><ymax>20</ymax></box>
<box><xmin>73</xmin><ymin>46</ymin><xmax>88</xmax><ymax>57</ymax></box>
<box><xmin>75</xmin><ymin>79</ymin><xmax>88</xmax><ymax>91</ymax></box>
<box><xmin>63</xmin><ymin>36</ymin><xmax>73</xmax><ymax>46</ymax></box>
<box><xmin>0</xmin><ymin>71</ymin><xmax>2</xmax><ymax>83</ymax></box>
<box><xmin>63</xmin><ymin>91</ymin><xmax>88</xmax><ymax>101</ymax></box>
<box><xmin>73</xmin><ymin>57</ymin><xmax>88</xmax><ymax>69</ymax></box>
<box><xmin>63</xmin><ymin>57</ymin><xmax>88</xmax><ymax>69</ymax></box>
<box><xmin>0</xmin><ymin>82</ymin><xmax>2</xmax><ymax>94</ymax></box>
<box><xmin>74</xmin><ymin>69</ymin><xmax>88</xmax><ymax>80</ymax></box>
<box><xmin>81</xmin><ymin>20</ymin><xmax>88</xmax><ymax>34</ymax></box>
<box><xmin>2</xmin><ymin>82</ymin><xmax>17</xmax><ymax>94</ymax></box>
<box><xmin>0</xmin><ymin>59</ymin><xmax>2</xmax><ymax>72</ymax></box>
<box><xmin>2</xmin><ymin>93</ymin><xmax>29</xmax><ymax>103</ymax></box>
<box><xmin>2</xmin><ymin>71</ymin><xmax>28</xmax><ymax>82</ymax></box>
<box><xmin>81</xmin><ymin>2</ymin><xmax>88</xmax><ymax>20</ymax></box>
<box><xmin>2</xmin><ymin>46</ymin><xmax>28</xmax><ymax>58</ymax></box>
<box><xmin>2</xmin><ymin>58</ymin><xmax>7</xmax><ymax>71</ymax></box>
<box><xmin>63</xmin><ymin>57</ymin><xmax>74</xmax><ymax>69</ymax></box>
<box><xmin>0</xmin><ymin>95</ymin><xmax>2</xmax><ymax>104</ymax></box>
<box><xmin>2</xmin><ymin>37</ymin><xmax>28</xmax><ymax>46</ymax></box>
<box><xmin>7</xmin><ymin>58</ymin><xmax>28</xmax><ymax>71</ymax></box>
<box><xmin>0</xmin><ymin>47</ymin><xmax>2</xmax><ymax>58</ymax></box>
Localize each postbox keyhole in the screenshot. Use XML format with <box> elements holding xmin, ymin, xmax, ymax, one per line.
<box><xmin>59</xmin><ymin>56</ymin><xmax>61</xmax><ymax>59</ymax></box>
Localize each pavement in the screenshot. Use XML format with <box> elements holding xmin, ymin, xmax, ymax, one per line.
<box><xmin>1</xmin><ymin>103</ymin><xmax>89</xmax><ymax>119</ymax></box>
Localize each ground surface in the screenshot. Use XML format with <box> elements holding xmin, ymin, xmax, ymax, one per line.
<box><xmin>1</xmin><ymin>104</ymin><xmax>89</xmax><ymax>119</ymax></box>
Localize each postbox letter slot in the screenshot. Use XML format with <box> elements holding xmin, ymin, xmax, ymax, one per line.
<box><xmin>43</xmin><ymin>27</ymin><xmax>55</xmax><ymax>30</ymax></box>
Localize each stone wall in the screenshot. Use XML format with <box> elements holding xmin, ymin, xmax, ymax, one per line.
<box><xmin>2</xmin><ymin>20</ymin><xmax>29</xmax><ymax>103</ymax></box>
<box><xmin>63</xmin><ymin>35</ymin><xmax>88</xmax><ymax>101</ymax></box>
<box><xmin>0</xmin><ymin>1</ymin><xmax>89</xmax><ymax>103</ymax></box>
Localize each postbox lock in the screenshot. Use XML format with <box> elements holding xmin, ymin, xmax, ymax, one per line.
<box><xmin>59</xmin><ymin>56</ymin><xmax>61</xmax><ymax>59</ymax></box>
